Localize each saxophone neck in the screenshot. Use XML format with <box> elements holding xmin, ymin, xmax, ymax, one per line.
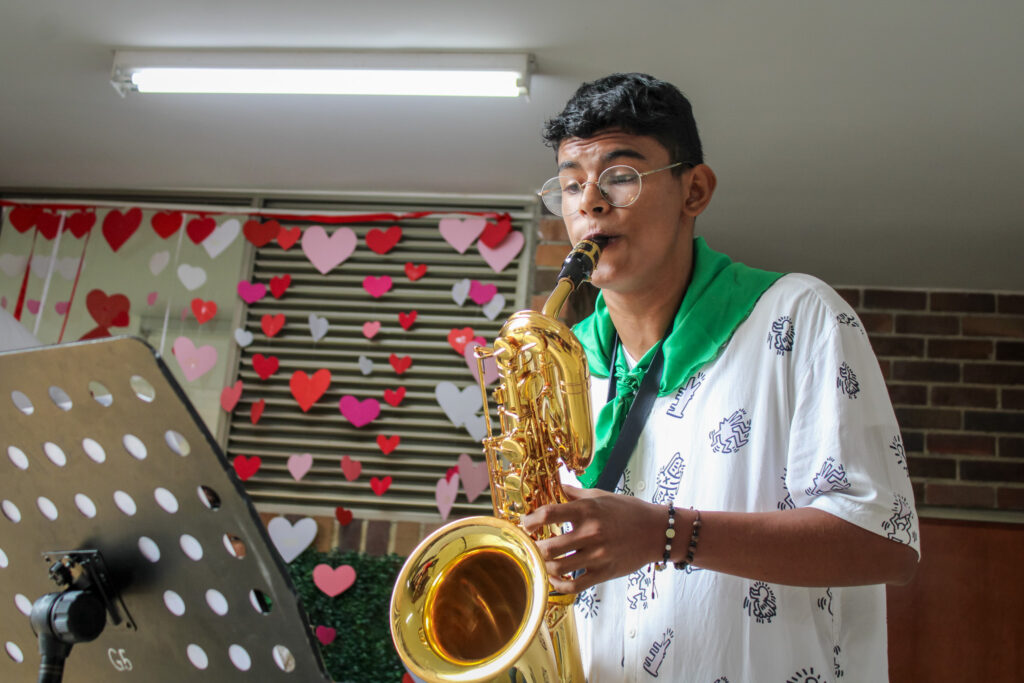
<box><xmin>540</xmin><ymin>237</ymin><xmax>606</xmax><ymax>319</ymax></box>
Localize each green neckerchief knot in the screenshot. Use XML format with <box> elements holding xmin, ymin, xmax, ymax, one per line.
<box><xmin>573</xmin><ymin>237</ymin><xmax>784</xmax><ymax>488</ymax></box>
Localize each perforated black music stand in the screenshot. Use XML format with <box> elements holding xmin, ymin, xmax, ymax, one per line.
<box><xmin>0</xmin><ymin>336</ymin><xmax>331</xmax><ymax>682</ymax></box>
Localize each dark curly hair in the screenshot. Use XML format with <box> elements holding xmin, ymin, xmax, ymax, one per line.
<box><xmin>542</xmin><ymin>73</ymin><xmax>703</xmax><ymax>174</ymax></box>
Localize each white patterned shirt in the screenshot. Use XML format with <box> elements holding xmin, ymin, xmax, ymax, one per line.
<box><xmin>563</xmin><ymin>273</ymin><xmax>920</xmax><ymax>683</ymax></box>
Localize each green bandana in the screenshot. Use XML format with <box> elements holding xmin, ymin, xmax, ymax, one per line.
<box><xmin>573</xmin><ymin>237</ymin><xmax>784</xmax><ymax>488</ymax></box>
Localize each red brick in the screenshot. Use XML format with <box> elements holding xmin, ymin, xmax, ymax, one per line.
<box><xmin>313</xmin><ymin>515</ymin><xmax>334</xmax><ymax>552</ymax></box>
<box><xmin>960</xmin><ymin>460</ymin><xmax>1024</xmax><ymax>483</ymax></box>
<box><xmin>906</xmin><ymin>455</ymin><xmax>957</xmax><ymax>479</ymax></box>
<box><xmin>910</xmin><ymin>480</ymin><xmax>925</xmax><ymax>501</ymax></box>
<box><xmin>927</xmin><ymin>339</ymin><xmax>993</xmax><ymax>360</ymax></box>
<box><xmin>1000</xmin><ymin>437</ymin><xmax>1024</xmax><ymax>458</ymax></box>
<box><xmin>996</xmin><ymin>486</ymin><xmax>1024</xmax><ymax>510</ymax></box>
<box><xmin>336</xmin><ymin>518</ymin><xmax>364</xmax><ymax>552</ymax></box>
<box><xmin>364</xmin><ymin>519</ymin><xmax>391</xmax><ymax>555</ymax></box>
<box><xmin>963</xmin><ymin>363</ymin><xmax>1024</xmax><ymax>386</ymax></box>
<box><xmin>878</xmin><ymin>359</ymin><xmax>891</xmax><ymax>380</ymax></box>
<box><xmin>894</xmin><ymin>407</ymin><xmax>961</xmax><ymax>430</ymax></box>
<box><xmin>929</xmin><ymin>292</ymin><xmax>996</xmax><ymax>313</ymax></box>
<box><xmin>996</xmin><ymin>341</ymin><xmax>1024</xmax><ymax>362</ymax></box>
<box><xmin>859</xmin><ymin>312</ymin><xmax>893</xmax><ymax>334</ymax></box>
<box><xmin>533</xmin><ymin>268</ymin><xmax>559</xmax><ymax>294</ymax></box>
<box><xmin>926</xmin><ymin>433</ymin><xmax>996</xmax><ymax>456</ymax></box>
<box><xmin>891</xmin><ymin>360</ymin><xmax>960</xmax><ymax>383</ymax></box>
<box><xmin>835</xmin><ymin>288</ymin><xmax>861</xmax><ymax>308</ymax></box>
<box><xmin>871</xmin><ymin>336</ymin><xmax>925</xmax><ymax>358</ymax></box>
<box><xmin>888</xmin><ymin>384</ymin><xmax>928</xmax><ymax>406</ymax></box>
<box><xmin>535</xmin><ymin>243</ymin><xmax>571</xmax><ymax>268</ymax></box>
<box><xmin>997</xmin><ymin>294</ymin><xmax>1024</xmax><ymax>314</ymax></box>
<box><xmin>1004</xmin><ymin>389</ymin><xmax>1024</xmax><ymax>410</ymax></box>
<box><xmin>924</xmin><ymin>483</ymin><xmax>996</xmax><ymax>508</ymax></box>
<box><xmin>538</xmin><ymin>218</ymin><xmax>569</xmax><ymax>242</ymax></box>
<box><xmin>895</xmin><ymin>314</ymin><xmax>960</xmax><ymax>336</ymax></box>
<box><xmin>964</xmin><ymin>411</ymin><xmax>1024</xmax><ymax>434</ymax></box>
<box><xmin>962</xmin><ymin>316</ymin><xmax>1024</xmax><ymax>339</ymax></box>
<box><xmin>392</xmin><ymin>521</ymin><xmax>424</xmax><ymax>557</ymax></box>
<box><xmin>902</xmin><ymin>430</ymin><xmax>925</xmax><ymax>453</ymax></box>
<box><xmin>930</xmin><ymin>386</ymin><xmax>997</xmax><ymax>409</ymax></box>
<box><xmin>864</xmin><ymin>289</ymin><xmax>927</xmax><ymax>310</ymax></box>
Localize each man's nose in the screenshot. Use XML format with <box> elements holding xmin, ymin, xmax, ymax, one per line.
<box><xmin>578</xmin><ymin>181</ymin><xmax>609</xmax><ymax>215</ymax></box>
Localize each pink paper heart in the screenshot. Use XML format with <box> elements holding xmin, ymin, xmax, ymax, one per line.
<box><xmin>362</xmin><ymin>275</ymin><xmax>393</xmax><ymax>298</ymax></box>
<box><xmin>288</xmin><ymin>453</ymin><xmax>314</xmax><ymax>481</ymax></box>
<box><xmin>146</xmin><ymin>291</ymin><xmax>158</xmax><ymax>306</ymax></box>
<box><xmin>315</xmin><ymin>625</ymin><xmax>337</xmax><ymax>646</ymax></box>
<box><xmin>338</xmin><ymin>396</ymin><xmax>381</xmax><ymax>428</ymax></box>
<box><xmin>312</xmin><ymin>563</ymin><xmax>357</xmax><ymax>597</ymax></box>
<box><xmin>477</xmin><ymin>230</ymin><xmax>524</xmax><ymax>273</ymax></box>
<box><xmin>26</xmin><ymin>299</ymin><xmax>40</xmax><ymax>315</ymax></box>
<box><xmin>435</xmin><ymin>473</ymin><xmax>460</xmax><ymax>521</ymax></box>
<box><xmin>468</xmin><ymin>280</ymin><xmax>497</xmax><ymax>305</ymax></box>
<box><xmin>302</xmin><ymin>226</ymin><xmax>357</xmax><ymax>275</ymax></box>
<box><xmin>220</xmin><ymin>379</ymin><xmax>243</xmax><ymax>411</ymax></box>
<box><xmin>465</xmin><ymin>341</ymin><xmax>499</xmax><ymax>386</ymax></box>
<box><xmin>438</xmin><ymin>217</ymin><xmax>486</xmax><ymax>254</ymax></box>
<box><xmin>458</xmin><ymin>453</ymin><xmax>490</xmax><ymax>503</ymax></box>
<box><xmin>340</xmin><ymin>455</ymin><xmax>362</xmax><ymax>482</ymax></box>
<box><xmin>237</xmin><ymin>280</ymin><xmax>267</xmax><ymax>304</ymax></box>
<box><xmin>54</xmin><ymin>301</ymin><xmax>70</xmax><ymax>315</ymax></box>
<box><xmin>172</xmin><ymin>336</ymin><xmax>218</xmax><ymax>382</ymax></box>
<box><xmin>362</xmin><ymin>321</ymin><xmax>381</xmax><ymax>339</ymax></box>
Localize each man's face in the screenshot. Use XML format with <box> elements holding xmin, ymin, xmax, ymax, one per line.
<box><xmin>555</xmin><ymin>130</ymin><xmax>692</xmax><ymax>294</ymax></box>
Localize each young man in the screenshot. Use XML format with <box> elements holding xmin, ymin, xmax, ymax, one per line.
<box><xmin>522</xmin><ymin>73</ymin><xmax>919</xmax><ymax>682</ymax></box>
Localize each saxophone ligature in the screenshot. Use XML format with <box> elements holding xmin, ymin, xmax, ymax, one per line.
<box><xmin>390</xmin><ymin>237</ymin><xmax>606</xmax><ymax>683</ymax></box>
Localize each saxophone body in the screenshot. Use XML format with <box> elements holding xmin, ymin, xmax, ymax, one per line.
<box><xmin>390</xmin><ymin>239</ymin><xmax>604</xmax><ymax>683</ymax></box>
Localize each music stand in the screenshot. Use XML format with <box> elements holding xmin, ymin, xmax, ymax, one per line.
<box><xmin>0</xmin><ymin>336</ymin><xmax>331</xmax><ymax>682</ymax></box>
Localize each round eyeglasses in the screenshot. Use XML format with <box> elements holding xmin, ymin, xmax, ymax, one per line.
<box><xmin>538</xmin><ymin>162</ymin><xmax>684</xmax><ymax>216</ymax></box>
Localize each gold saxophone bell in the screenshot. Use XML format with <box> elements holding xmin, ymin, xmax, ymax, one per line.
<box><xmin>390</xmin><ymin>239</ymin><xmax>606</xmax><ymax>683</ymax></box>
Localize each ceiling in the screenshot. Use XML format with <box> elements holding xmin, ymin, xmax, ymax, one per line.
<box><xmin>2</xmin><ymin>0</ymin><xmax>1022</xmax><ymax>290</ymax></box>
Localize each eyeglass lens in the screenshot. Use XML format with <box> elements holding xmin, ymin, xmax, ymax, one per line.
<box><xmin>540</xmin><ymin>165</ymin><xmax>642</xmax><ymax>216</ymax></box>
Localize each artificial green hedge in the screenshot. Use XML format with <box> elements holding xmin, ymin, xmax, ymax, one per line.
<box><xmin>287</xmin><ymin>548</ymin><xmax>407</xmax><ymax>683</ymax></box>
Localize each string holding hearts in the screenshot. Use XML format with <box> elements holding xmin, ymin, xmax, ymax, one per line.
<box><xmin>290</xmin><ymin>369</ymin><xmax>331</xmax><ymax>412</ymax></box>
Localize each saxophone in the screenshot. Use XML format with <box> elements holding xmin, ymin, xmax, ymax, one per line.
<box><xmin>390</xmin><ymin>238</ymin><xmax>605</xmax><ymax>683</ymax></box>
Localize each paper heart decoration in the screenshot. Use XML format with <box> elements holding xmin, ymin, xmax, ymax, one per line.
<box><xmin>389</xmin><ymin>354</ymin><xmax>412</xmax><ymax>375</ymax></box>
<box><xmin>277</xmin><ymin>226</ymin><xmax>302</xmax><ymax>250</ymax></box>
<box><xmin>261</xmin><ymin>313</ymin><xmax>286</xmax><ymax>338</ymax></box>
<box><xmin>465</xmin><ymin>341</ymin><xmax>499</xmax><ymax>386</ymax></box>
<box><xmin>151</xmin><ymin>210</ymin><xmax>182</xmax><ymax>239</ymax></box>
<box><xmin>287</xmin><ymin>453</ymin><xmax>314</xmax><ymax>481</ymax></box>
<box><xmin>252</xmin><ymin>354</ymin><xmax>280</xmax><ymax>380</ymax></box>
<box><xmin>35</xmin><ymin>211</ymin><xmax>61</xmax><ymax>240</ymax></box>
<box><xmin>340</xmin><ymin>455</ymin><xmax>362</xmax><ymax>482</ymax></box>
<box><xmin>479</xmin><ymin>214</ymin><xmax>512</xmax><ymax>248</ymax></box>
<box><xmin>237</xmin><ymin>280</ymin><xmax>266</xmax><ymax>304</ymax></box>
<box><xmin>383</xmin><ymin>386</ymin><xmax>406</xmax><ymax>407</ymax></box>
<box><xmin>66</xmin><ymin>211</ymin><xmax>96</xmax><ymax>239</ymax></box>
<box><xmin>9</xmin><ymin>205</ymin><xmax>40</xmax><ymax>232</ymax></box>
<box><xmin>339</xmin><ymin>396</ymin><xmax>381</xmax><ymax>428</ymax></box>
<box><xmin>436</xmin><ymin>473</ymin><xmax>460</xmax><ymax>521</ymax></box>
<box><xmin>365</xmin><ymin>225</ymin><xmax>402</xmax><ymax>254</ymax></box>
<box><xmin>478</xmin><ymin>230</ymin><xmax>524</xmax><ymax>273</ymax></box>
<box><xmin>357</xmin><ymin>355</ymin><xmax>374</xmax><ymax>375</ymax></box>
<box><xmin>308</xmin><ymin>313</ymin><xmax>329</xmax><ymax>342</ymax></box>
<box><xmin>447</xmin><ymin>327</ymin><xmax>477</xmax><ymax>355</ymax></box>
<box><xmin>26</xmin><ymin>300</ymin><xmax>40</xmax><ymax>315</ymax></box>
<box><xmin>290</xmin><ymin>369</ymin><xmax>331</xmax><ymax>412</ymax></box>
<box><xmin>234</xmin><ymin>328</ymin><xmax>254</xmax><ymax>347</ymax></box>
<box><xmin>468</xmin><ymin>280</ymin><xmax>497</xmax><ymax>305</ymax></box>
<box><xmin>445</xmin><ymin>467</ymin><xmax>458</xmax><ymax>483</ymax></box>
<box><xmin>435</xmin><ymin>381</ymin><xmax>483</xmax><ymax>428</ymax></box>
<box><xmin>149</xmin><ymin>250</ymin><xmax>170</xmax><ymax>276</ymax></box>
<box><xmin>203</xmin><ymin>218</ymin><xmax>241</xmax><ymax>259</ymax></box>
<box><xmin>315</xmin><ymin>625</ymin><xmax>337</xmax><ymax>646</ymax></box>
<box><xmin>250</xmin><ymin>398</ymin><xmax>266</xmax><ymax>424</ymax></box>
<box><xmin>221</xmin><ymin>380</ymin><xmax>243</xmax><ymax>412</ymax></box>
<box><xmin>458</xmin><ymin>453</ymin><xmax>490</xmax><ymax>502</ymax></box>
<box><xmin>172</xmin><ymin>336</ymin><xmax>218</xmax><ymax>382</ymax></box>
<box><xmin>177</xmin><ymin>263</ymin><xmax>207</xmax><ymax>291</ymax></box>
<box><xmin>269</xmin><ymin>274</ymin><xmax>291</xmax><ymax>298</ymax></box>
<box><xmin>362</xmin><ymin>275</ymin><xmax>393</xmax><ymax>299</ymax></box>
<box><xmin>190</xmin><ymin>298</ymin><xmax>217</xmax><ymax>324</ymax></box>
<box><xmin>464</xmin><ymin>413</ymin><xmax>488</xmax><ymax>441</ymax></box>
<box><xmin>376</xmin><ymin>434</ymin><xmax>400</xmax><ymax>455</ymax></box>
<box><xmin>186</xmin><ymin>216</ymin><xmax>216</xmax><ymax>244</ymax></box>
<box><xmin>302</xmin><ymin>225</ymin><xmax>356</xmax><ymax>275</ymax></box>
<box><xmin>146</xmin><ymin>292</ymin><xmax>158</xmax><ymax>306</ymax></box>
<box><xmin>54</xmin><ymin>301</ymin><xmax>70</xmax><ymax>315</ymax></box>
<box><xmin>232</xmin><ymin>454</ymin><xmax>262</xmax><ymax>481</ymax></box>
<box><xmin>404</xmin><ymin>262</ymin><xmax>427</xmax><ymax>281</ymax></box>
<box><xmin>102</xmin><ymin>208</ymin><xmax>143</xmax><ymax>252</ymax></box>
<box><xmin>370</xmin><ymin>476</ymin><xmax>392</xmax><ymax>496</ymax></box>
<box><xmin>362</xmin><ymin>321</ymin><xmax>381</xmax><ymax>339</ymax></box>
<box><xmin>243</xmin><ymin>219</ymin><xmax>281</xmax><ymax>248</ymax></box>
<box><xmin>268</xmin><ymin>516</ymin><xmax>317</xmax><ymax>563</ymax></box>
<box><xmin>0</xmin><ymin>253</ymin><xmax>27</xmax><ymax>277</ymax></box>
<box><xmin>439</xmin><ymin>217</ymin><xmax>486</xmax><ymax>253</ymax></box>
<box><xmin>451</xmin><ymin>279</ymin><xmax>471</xmax><ymax>306</ymax></box>
<box><xmin>334</xmin><ymin>506</ymin><xmax>353</xmax><ymax>526</ymax></box>
<box><xmin>87</xmin><ymin>289</ymin><xmax>130</xmax><ymax>327</ymax></box>
<box><xmin>30</xmin><ymin>255</ymin><xmax>78</xmax><ymax>280</ymax></box>
<box><xmin>312</xmin><ymin>564</ymin><xmax>357</xmax><ymax>597</ymax></box>
<box><xmin>482</xmin><ymin>294</ymin><xmax>506</xmax><ymax>321</ymax></box>
<box><xmin>397</xmin><ymin>310</ymin><xmax>417</xmax><ymax>331</ymax></box>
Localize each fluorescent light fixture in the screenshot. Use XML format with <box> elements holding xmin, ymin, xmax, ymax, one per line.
<box><xmin>111</xmin><ymin>50</ymin><xmax>533</xmax><ymax>97</ymax></box>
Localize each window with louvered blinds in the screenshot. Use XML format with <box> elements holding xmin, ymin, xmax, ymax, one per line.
<box><xmin>227</xmin><ymin>194</ymin><xmax>537</xmax><ymax>522</ymax></box>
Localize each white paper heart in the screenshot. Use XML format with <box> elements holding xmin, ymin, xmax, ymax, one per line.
<box><xmin>0</xmin><ymin>253</ymin><xmax>27</xmax><ymax>277</ymax></box>
<box><xmin>176</xmin><ymin>263</ymin><xmax>207</xmax><ymax>291</ymax></box>
<box><xmin>435</xmin><ymin>381</ymin><xmax>483</xmax><ymax>428</ymax></box>
<box><xmin>451</xmin><ymin>278</ymin><xmax>471</xmax><ymax>306</ymax></box>
<box><xmin>482</xmin><ymin>294</ymin><xmax>506</xmax><ymax>321</ymax></box>
<box><xmin>149</xmin><ymin>250</ymin><xmax>170</xmax><ymax>276</ymax></box>
<box><xmin>436</xmin><ymin>473</ymin><xmax>460</xmax><ymax>521</ymax></box>
<box><xmin>267</xmin><ymin>516</ymin><xmax>318</xmax><ymax>563</ymax></box>
<box><xmin>234</xmin><ymin>328</ymin><xmax>254</xmax><ymax>347</ymax></box>
<box><xmin>464</xmin><ymin>413</ymin><xmax>488</xmax><ymax>441</ymax></box>
<box><xmin>202</xmin><ymin>218</ymin><xmax>241</xmax><ymax>259</ymax></box>
<box><xmin>308</xmin><ymin>313</ymin><xmax>329</xmax><ymax>342</ymax></box>
<box><xmin>358</xmin><ymin>355</ymin><xmax>374</xmax><ymax>376</ymax></box>
<box><xmin>30</xmin><ymin>255</ymin><xmax>78</xmax><ymax>281</ymax></box>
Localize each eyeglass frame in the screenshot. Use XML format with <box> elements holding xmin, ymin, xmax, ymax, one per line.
<box><xmin>537</xmin><ymin>161</ymin><xmax>689</xmax><ymax>216</ymax></box>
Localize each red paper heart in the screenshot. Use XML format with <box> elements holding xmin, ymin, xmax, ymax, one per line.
<box><xmin>261</xmin><ymin>313</ymin><xmax>286</xmax><ymax>337</ymax></box>
<box><xmin>277</xmin><ymin>226</ymin><xmax>302</xmax><ymax>250</ymax></box>
<box><xmin>340</xmin><ymin>455</ymin><xmax>362</xmax><ymax>481</ymax></box>
<box><xmin>269</xmin><ymin>274</ymin><xmax>291</xmax><ymax>298</ymax></box>
<box><xmin>290</xmin><ymin>369</ymin><xmax>331</xmax><ymax>412</ymax></box>
<box><xmin>244</xmin><ymin>219</ymin><xmax>281</xmax><ymax>247</ymax></box>
<box><xmin>190</xmin><ymin>298</ymin><xmax>217</xmax><ymax>324</ymax></box>
<box><xmin>252</xmin><ymin>354</ymin><xmax>280</xmax><ymax>380</ymax></box>
<box><xmin>233</xmin><ymin>454</ymin><xmax>262</xmax><ymax>481</ymax></box>
<box><xmin>9</xmin><ymin>205</ymin><xmax>39</xmax><ymax>232</ymax></box>
<box><xmin>67</xmin><ymin>211</ymin><xmax>96</xmax><ymax>238</ymax></box>
<box><xmin>102</xmin><ymin>208</ymin><xmax>143</xmax><ymax>252</ymax></box>
<box><xmin>389</xmin><ymin>354</ymin><xmax>412</xmax><ymax>375</ymax></box>
<box><xmin>383</xmin><ymin>386</ymin><xmax>406</xmax><ymax>407</ymax></box>
<box><xmin>220</xmin><ymin>380</ymin><xmax>243</xmax><ymax>412</ymax></box>
<box><xmin>403</xmin><ymin>675</ymin><xmax>414</xmax><ymax>683</ymax></box>
<box><xmin>334</xmin><ymin>506</ymin><xmax>353</xmax><ymax>526</ymax></box>
<box><xmin>397</xmin><ymin>310</ymin><xmax>417</xmax><ymax>331</ymax></box>
<box><xmin>250</xmin><ymin>399</ymin><xmax>266</xmax><ymax>424</ymax></box>
<box><xmin>315</xmin><ymin>625</ymin><xmax>337</xmax><ymax>646</ymax></box>
<box><xmin>404</xmin><ymin>262</ymin><xmax>427</xmax><ymax>281</ymax></box>
<box><xmin>365</xmin><ymin>225</ymin><xmax>402</xmax><ymax>254</ymax></box>
<box><xmin>186</xmin><ymin>216</ymin><xmax>216</xmax><ymax>244</ymax></box>
<box><xmin>376</xmin><ymin>434</ymin><xmax>400</xmax><ymax>455</ymax></box>
<box><xmin>447</xmin><ymin>327</ymin><xmax>476</xmax><ymax>355</ymax></box>
<box><xmin>86</xmin><ymin>289</ymin><xmax>130</xmax><ymax>328</ymax></box>
<box><xmin>370</xmin><ymin>476</ymin><xmax>392</xmax><ymax>496</ymax></box>
<box><xmin>479</xmin><ymin>214</ymin><xmax>512</xmax><ymax>248</ymax></box>
<box><xmin>36</xmin><ymin>212</ymin><xmax>61</xmax><ymax>240</ymax></box>
<box><xmin>445</xmin><ymin>467</ymin><xmax>458</xmax><ymax>482</ymax></box>
<box><xmin>151</xmin><ymin>211</ymin><xmax>183</xmax><ymax>239</ymax></box>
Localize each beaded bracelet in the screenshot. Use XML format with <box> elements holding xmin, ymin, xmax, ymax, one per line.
<box><xmin>674</xmin><ymin>508</ymin><xmax>702</xmax><ymax>571</ymax></box>
<box><xmin>654</xmin><ymin>503</ymin><xmax>678</xmax><ymax>571</ymax></box>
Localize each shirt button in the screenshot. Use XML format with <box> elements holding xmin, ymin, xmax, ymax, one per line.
<box><xmin>637</xmin><ymin>480</ymin><xmax>647</xmax><ymax>492</ymax></box>
<box><xmin>628</xmin><ymin>628</ymin><xmax>637</xmax><ymax>638</ymax></box>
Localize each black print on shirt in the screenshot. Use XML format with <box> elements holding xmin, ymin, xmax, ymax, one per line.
<box><xmin>836</xmin><ymin>362</ymin><xmax>860</xmax><ymax>399</ymax></box>
<box><xmin>778</xmin><ymin>468</ymin><xmax>795</xmax><ymax>510</ymax></box>
<box><xmin>652</xmin><ymin>452</ymin><xmax>686</xmax><ymax>505</ymax></box>
<box><xmin>882</xmin><ymin>493</ymin><xmax>918</xmax><ymax>545</ymax></box>
<box><xmin>786</xmin><ymin>666</ymin><xmax>829</xmax><ymax>683</ymax></box>
<box><xmin>710</xmin><ymin>409</ymin><xmax>751</xmax><ymax>454</ymax></box>
<box><xmin>816</xmin><ymin>587</ymin><xmax>834</xmax><ymax>616</ymax></box>
<box><xmin>837</xmin><ymin>312</ymin><xmax>865</xmax><ymax>336</ymax></box>
<box><xmin>832</xmin><ymin>645</ymin><xmax>845</xmax><ymax>679</ymax></box>
<box><xmin>712</xmin><ymin>679</ymin><xmax>731</xmax><ymax>683</ymax></box>
<box><xmin>642</xmin><ymin>628</ymin><xmax>674</xmax><ymax>678</ymax></box>
<box><xmin>890</xmin><ymin>434</ymin><xmax>908</xmax><ymax>473</ymax></box>
<box><xmin>743</xmin><ymin>581</ymin><xmax>777</xmax><ymax>624</ymax></box>
<box><xmin>666</xmin><ymin>372</ymin><xmax>705</xmax><ymax>419</ymax></box>
<box><xmin>614</xmin><ymin>466</ymin><xmax>634</xmax><ymax>497</ymax></box>
<box><xmin>626</xmin><ymin>567</ymin><xmax>653</xmax><ymax>610</ymax></box>
<box><xmin>767</xmin><ymin>315</ymin><xmax>795</xmax><ymax>356</ymax></box>
<box><xmin>805</xmin><ymin>457</ymin><xmax>852</xmax><ymax>497</ymax></box>
<box><xmin>574</xmin><ymin>586</ymin><xmax>600</xmax><ymax>620</ymax></box>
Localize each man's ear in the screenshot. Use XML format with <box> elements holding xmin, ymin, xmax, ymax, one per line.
<box><xmin>683</xmin><ymin>164</ymin><xmax>717</xmax><ymax>218</ymax></box>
